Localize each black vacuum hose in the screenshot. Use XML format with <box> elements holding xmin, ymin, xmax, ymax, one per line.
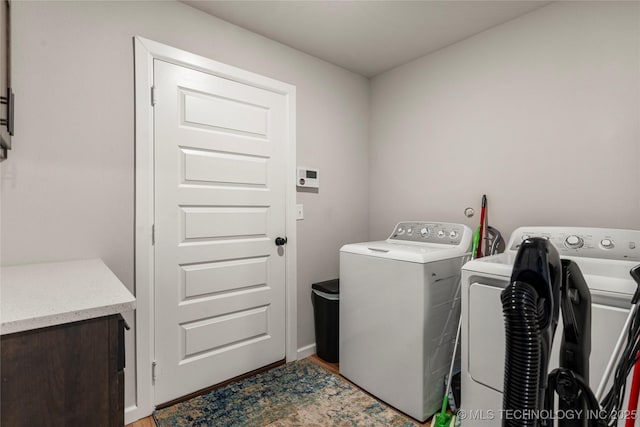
<box><xmin>502</xmin><ymin>280</ymin><xmax>545</xmax><ymax>427</ymax></box>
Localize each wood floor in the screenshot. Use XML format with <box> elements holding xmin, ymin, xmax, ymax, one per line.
<box><xmin>126</xmin><ymin>355</ymin><xmax>433</xmax><ymax>427</ymax></box>
<box><xmin>126</xmin><ymin>416</ymin><xmax>155</xmax><ymax>427</ymax></box>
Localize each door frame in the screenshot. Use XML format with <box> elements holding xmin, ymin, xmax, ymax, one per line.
<box><xmin>132</xmin><ymin>36</ymin><xmax>297</xmax><ymax>422</ymax></box>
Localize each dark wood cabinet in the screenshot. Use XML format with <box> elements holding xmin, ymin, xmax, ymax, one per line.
<box><xmin>1</xmin><ymin>314</ymin><xmax>125</xmax><ymax>427</ymax></box>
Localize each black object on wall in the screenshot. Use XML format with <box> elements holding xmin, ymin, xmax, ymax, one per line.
<box><xmin>0</xmin><ymin>0</ymin><xmax>13</xmax><ymax>161</ymax></box>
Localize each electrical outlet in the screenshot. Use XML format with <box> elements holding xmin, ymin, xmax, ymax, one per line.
<box><xmin>296</xmin><ymin>204</ymin><xmax>304</xmax><ymax>220</ymax></box>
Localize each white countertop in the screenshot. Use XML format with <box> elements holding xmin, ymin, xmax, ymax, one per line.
<box><xmin>1</xmin><ymin>259</ymin><xmax>136</xmax><ymax>335</ymax></box>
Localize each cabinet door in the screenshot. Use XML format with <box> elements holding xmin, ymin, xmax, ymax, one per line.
<box><xmin>1</xmin><ymin>315</ymin><xmax>124</xmax><ymax>427</ymax></box>
<box><xmin>109</xmin><ymin>315</ymin><xmax>126</xmax><ymax>427</ymax></box>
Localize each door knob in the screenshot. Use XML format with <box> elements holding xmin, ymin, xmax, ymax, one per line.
<box><xmin>275</xmin><ymin>237</ymin><xmax>288</xmax><ymax>246</ymax></box>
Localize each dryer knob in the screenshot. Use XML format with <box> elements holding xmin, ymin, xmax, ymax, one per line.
<box><xmin>420</xmin><ymin>227</ymin><xmax>430</xmax><ymax>238</ymax></box>
<box><xmin>565</xmin><ymin>235</ymin><xmax>584</xmax><ymax>249</ymax></box>
<box><xmin>601</xmin><ymin>239</ymin><xmax>614</xmax><ymax>249</ymax></box>
<box><xmin>449</xmin><ymin>230</ymin><xmax>458</xmax><ymax>239</ymax></box>
<box><xmin>437</xmin><ymin>230</ymin><xmax>445</xmax><ymax>238</ymax></box>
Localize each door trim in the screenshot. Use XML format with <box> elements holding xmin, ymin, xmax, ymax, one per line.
<box><xmin>132</xmin><ymin>36</ymin><xmax>297</xmax><ymax>423</ymax></box>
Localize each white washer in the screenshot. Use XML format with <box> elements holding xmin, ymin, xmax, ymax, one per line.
<box><xmin>461</xmin><ymin>226</ymin><xmax>640</xmax><ymax>426</ymax></box>
<box><xmin>340</xmin><ymin>221</ymin><xmax>472</xmax><ymax>422</ymax></box>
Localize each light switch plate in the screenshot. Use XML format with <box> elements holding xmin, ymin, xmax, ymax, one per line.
<box><xmin>296</xmin><ymin>204</ymin><xmax>304</xmax><ymax>220</ymax></box>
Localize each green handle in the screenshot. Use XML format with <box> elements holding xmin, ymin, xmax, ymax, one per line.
<box><xmin>471</xmin><ymin>226</ymin><xmax>480</xmax><ymax>260</ymax></box>
<box><xmin>440</xmin><ymin>394</ymin><xmax>448</xmax><ymax>415</ymax></box>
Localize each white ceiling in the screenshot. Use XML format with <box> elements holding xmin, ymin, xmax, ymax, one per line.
<box><xmin>181</xmin><ymin>1</ymin><xmax>551</xmax><ymax>77</ymax></box>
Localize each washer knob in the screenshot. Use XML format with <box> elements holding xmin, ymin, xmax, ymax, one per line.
<box><xmin>601</xmin><ymin>239</ymin><xmax>614</xmax><ymax>249</ymax></box>
<box><xmin>407</xmin><ymin>227</ymin><xmax>413</xmax><ymax>235</ymax></box>
<box><xmin>565</xmin><ymin>235</ymin><xmax>584</xmax><ymax>249</ymax></box>
<box><xmin>449</xmin><ymin>230</ymin><xmax>458</xmax><ymax>239</ymax></box>
<box><xmin>437</xmin><ymin>230</ymin><xmax>445</xmax><ymax>238</ymax></box>
<box><xmin>420</xmin><ymin>227</ymin><xmax>429</xmax><ymax>238</ymax></box>
<box><xmin>397</xmin><ymin>227</ymin><xmax>405</xmax><ymax>235</ymax></box>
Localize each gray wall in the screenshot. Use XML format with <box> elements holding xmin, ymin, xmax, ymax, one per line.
<box><xmin>3</xmin><ymin>0</ymin><xmax>639</xmax><ymax>419</ymax></box>
<box><xmin>369</xmin><ymin>1</ymin><xmax>640</xmax><ymax>241</ymax></box>
<box><xmin>1</xmin><ymin>0</ymin><xmax>369</xmax><ymax>411</ymax></box>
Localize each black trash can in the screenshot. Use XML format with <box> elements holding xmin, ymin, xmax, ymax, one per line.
<box><xmin>311</xmin><ymin>279</ymin><xmax>339</xmax><ymax>363</ymax></box>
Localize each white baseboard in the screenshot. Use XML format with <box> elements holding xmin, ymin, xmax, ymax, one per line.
<box><xmin>125</xmin><ymin>404</ymin><xmax>140</xmax><ymax>425</ymax></box>
<box><xmin>125</xmin><ymin>403</ymin><xmax>153</xmax><ymax>425</ymax></box>
<box><xmin>297</xmin><ymin>343</ymin><xmax>316</xmax><ymax>360</ymax></box>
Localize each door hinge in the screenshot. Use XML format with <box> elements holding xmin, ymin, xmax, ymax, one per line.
<box><xmin>151</xmin><ymin>86</ymin><xmax>156</xmax><ymax>106</ymax></box>
<box><xmin>152</xmin><ymin>224</ymin><xmax>155</xmax><ymax>245</ymax></box>
<box><xmin>152</xmin><ymin>361</ymin><xmax>158</xmax><ymax>384</ymax></box>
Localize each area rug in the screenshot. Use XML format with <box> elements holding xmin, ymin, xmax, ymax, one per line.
<box><xmin>153</xmin><ymin>359</ymin><xmax>417</xmax><ymax>426</ymax></box>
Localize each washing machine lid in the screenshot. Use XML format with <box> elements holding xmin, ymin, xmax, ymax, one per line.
<box><xmin>462</xmin><ymin>252</ymin><xmax>514</xmax><ymax>277</ymax></box>
<box><xmin>340</xmin><ymin>240</ymin><xmax>469</xmax><ymax>263</ymax></box>
<box><xmin>507</xmin><ymin>226</ymin><xmax>640</xmax><ymax>299</ymax></box>
<box><xmin>462</xmin><ymin>248</ymin><xmax>639</xmax><ymax>299</ymax></box>
<box><xmin>572</xmin><ymin>257</ymin><xmax>638</xmax><ymax>298</ymax></box>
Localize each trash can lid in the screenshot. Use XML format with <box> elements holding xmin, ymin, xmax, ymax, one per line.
<box><xmin>312</xmin><ymin>279</ymin><xmax>339</xmax><ymax>295</ymax></box>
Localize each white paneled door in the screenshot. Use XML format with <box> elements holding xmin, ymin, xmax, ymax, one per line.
<box><xmin>153</xmin><ymin>59</ymin><xmax>288</xmax><ymax>404</ymax></box>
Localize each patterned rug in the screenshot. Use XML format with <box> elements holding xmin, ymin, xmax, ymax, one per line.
<box><xmin>153</xmin><ymin>359</ymin><xmax>418</xmax><ymax>426</ymax></box>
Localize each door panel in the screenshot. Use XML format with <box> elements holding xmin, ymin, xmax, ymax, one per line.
<box><xmin>153</xmin><ymin>59</ymin><xmax>287</xmax><ymax>404</ymax></box>
<box><xmin>181</xmin><ymin>206</ymin><xmax>268</xmax><ymax>240</ymax></box>
<box><xmin>182</xmin><ymin>90</ymin><xmax>269</xmax><ymax>136</ymax></box>
<box><xmin>181</xmin><ymin>306</ymin><xmax>269</xmax><ymax>358</ymax></box>
<box><xmin>182</xmin><ymin>149</ymin><xmax>268</xmax><ymax>186</ymax></box>
<box><xmin>181</xmin><ymin>257</ymin><xmax>268</xmax><ymax>299</ymax></box>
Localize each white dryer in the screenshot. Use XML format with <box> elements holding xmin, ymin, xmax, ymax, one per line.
<box><xmin>461</xmin><ymin>226</ymin><xmax>640</xmax><ymax>426</ymax></box>
<box><xmin>340</xmin><ymin>221</ymin><xmax>472</xmax><ymax>422</ymax></box>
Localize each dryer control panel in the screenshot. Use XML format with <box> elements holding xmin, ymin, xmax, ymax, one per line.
<box><xmin>389</xmin><ymin>222</ymin><xmax>469</xmax><ymax>246</ymax></box>
<box><xmin>508</xmin><ymin>226</ymin><xmax>640</xmax><ymax>261</ymax></box>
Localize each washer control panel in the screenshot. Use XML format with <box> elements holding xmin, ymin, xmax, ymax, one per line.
<box><xmin>389</xmin><ymin>222</ymin><xmax>467</xmax><ymax>246</ymax></box>
<box><xmin>508</xmin><ymin>226</ymin><xmax>640</xmax><ymax>261</ymax></box>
